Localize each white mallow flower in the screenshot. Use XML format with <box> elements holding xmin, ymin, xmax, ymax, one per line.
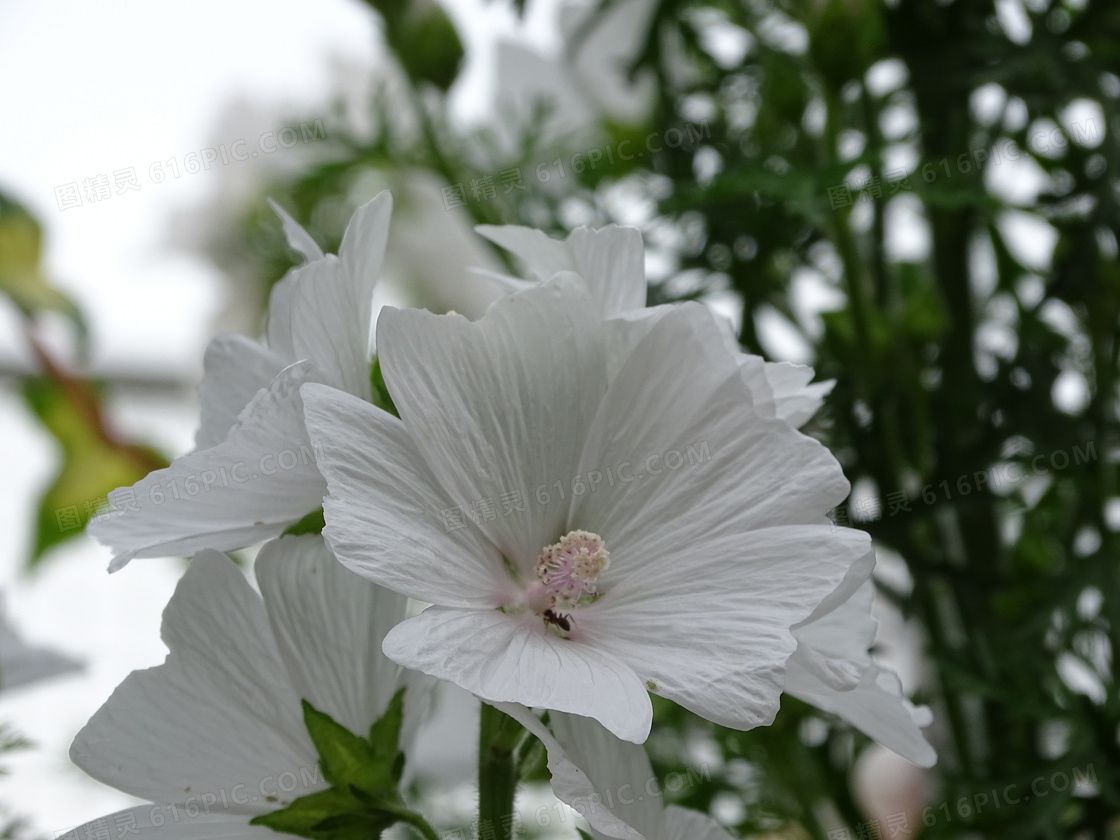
<box><xmin>90</xmin><ymin>194</ymin><xmax>392</xmax><ymax>571</ymax></box>
<box><xmin>785</xmin><ymin>577</ymin><xmax>937</xmax><ymax>767</ymax></box>
<box><xmin>475</xmin><ymin>222</ymin><xmax>835</xmax><ymax>427</ymax></box>
<box><xmin>512</xmin><ymin>707</ymin><xmax>735</xmax><ymax>840</ymax></box>
<box><xmin>66</xmin><ymin>534</ymin><xmax>422</xmax><ymax>838</ymax></box>
<box><xmin>478</xmin><ymin>225</ymin><xmax>934</xmax><ymax>763</ymax></box>
<box><xmin>302</xmin><ymin>272</ymin><xmax>871</xmax><ymax>744</ymax></box>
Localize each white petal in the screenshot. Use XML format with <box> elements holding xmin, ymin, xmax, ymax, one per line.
<box><xmin>195</xmin><ymin>334</ymin><xmax>288</xmax><ymax>450</ymax></box>
<box><xmin>283</xmin><ymin>193</ymin><xmax>393</xmax><ymax>401</ymax></box>
<box><xmin>661</xmin><ymin>806</ymin><xmax>737</xmax><ymax>840</ymax></box>
<box><xmin>302</xmin><ymin>383</ymin><xmax>508</xmax><ymax>606</ymax></box>
<box><xmin>92</xmin><ymin>364</ymin><xmax>329</xmax><ymax>570</ymax></box>
<box><xmin>266</xmin><ymin>272</ymin><xmax>297</xmax><ymax>360</ymax></box>
<box><xmin>377</xmin><ymin>275</ymin><xmax>607</xmax><ymax>570</ymax></box>
<box><xmin>58</xmin><ymin>806</ymin><xmax>279</xmax><ymax>840</ymax></box>
<box><xmin>382</xmin><ymin>606</ymin><xmax>651</xmax><ymax>743</ymax></box>
<box><xmin>475</xmin><ymin>225</ymin><xmax>573</xmax><ymax>279</ymax></box>
<box><xmin>255</xmin><ymin>534</ymin><xmax>409</xmax><ymax>738</ymax></box>
<box><xmin>583</xmin><ymin>525</ymin><xmax>872</xmax><ymax>732</ymax></box>
<box><xmin>548</xmin><ymin>712</ymin><xmax>661</xmax><ymax>840</ymax></box>
<box><xmin>786</xmin><ymin>579</ymin><xmax>936</xmax><ymax>767</ymax></box>
<box><xmin>338</xmin><ymin>191</ymin><xmax>392</xmax><ymax>316</ymax></box>
<box><xmin>477</xmin><ymin>224</ymin><xmax>646</xmax><ymax>317</ymax></box>
<box><xmin>286</xmin><ymin>255</ymin><xmax>367</xmax><ymax>398</ymax></box>
<box><xmin>763</xmin><ymin>361</ymin><xmax>835</xmax><ymax>427</ymax></box>
<box><xmin>0</xmin><ymin>604</ymin><xmax>81</xmax><ymax>690</ymax></box>
<box><xmin>785</xmin><ymin>659</ymin><xmax>937</xmax><ymax>768</ymax></box>
<box><xmin>494</xmin><ymin>704</ymin><xmax>645</xmax><ymax>840</ymax></box>
<box><xmin>268</xmin><ymin>198</ymin><xmax>325</xmax><ymax>263</ymax></box>
<box><xmin>70</xmin><ymin>553</ymin><xmax>319</xmax><ymax>812</ymax></box>
<box><xmin>467</xmin><ymin>265</ymin><xmax>535</xmax><ymax>296</ymax></box>
<box><xmin>790</xmin><ymin>575</ymin><xmax>879</xmax><ymax>691</ymax></box>
<box><xmin>571</xmin><ymin>304</ymin><xmax>849</xmax><ymax>568</ymax></box>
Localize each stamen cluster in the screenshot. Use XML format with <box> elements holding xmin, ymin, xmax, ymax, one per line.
<box><xmin>535</xmin><ymin>529</ymin><xmax>610</xmax><ymax>612</ymax></box>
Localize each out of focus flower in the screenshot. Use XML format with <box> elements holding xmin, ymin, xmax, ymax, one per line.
<box><xmin>786</xmin><ymin>579</ymin><xmax>936</xmax><ymax>767</ymax></box>
<box><xmin>547</xmin><ymin>711</ymin><xmax>736</xmax><ymax>840</ymax></box>
<box><xmin>0</xmin><ymin>596</ymin><xmax>81</xmax><ymax>692</ymax></box>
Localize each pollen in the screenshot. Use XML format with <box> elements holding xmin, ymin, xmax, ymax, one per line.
<box><xmin>535</xmin><ymin>530</ymin><xmax>610</xmax><ymax>611</ymax></box>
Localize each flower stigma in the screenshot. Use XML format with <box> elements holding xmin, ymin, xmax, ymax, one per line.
<box><xmin>523</xmin><ymin>530</ymin><xmax>609</xmax><ymax>634</ymax></box>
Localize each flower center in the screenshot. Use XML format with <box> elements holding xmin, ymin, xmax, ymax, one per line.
<box><xmin>534</xmin><ymin>529</ymin><xmax>610</xmax><ymax>613</ymax></box>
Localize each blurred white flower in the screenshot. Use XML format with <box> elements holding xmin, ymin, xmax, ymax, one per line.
<box><xmin>304</xmin><ymin>272</ymin><xmax>868</xmax><ymax>744</ymax></box>
<box><xmin>491</xmin><ymin>0</ymin><xmax>657</xmax><ymax>153</ymax></box>
<box><xmin>67</xmin><ymin>535</ymin><xmax>421</xmax><ymax>836</ymax></box>
<box><xmin>785</xmin><ymin>579</ymin><xmax>937</xmax><ymax>768</ymax></box>
<box><xmin>546</xmin><ymin>710</ymin><xmax>735</xmax><ymax>840</ymax></box>
<box><xmin>90</xmin><ymin>194</ymin><xmax>391</xmax><ymax>570</ymax></box>
<box><xmin>0</xmin><ymin>596</ymin><xmax>81</xmax><ymax>692</ymax></box>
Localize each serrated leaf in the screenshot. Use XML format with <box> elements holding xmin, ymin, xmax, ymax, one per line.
<box><xmin>250</xmin><ymin>788</ymin><xmax>395</xmax><ymax>840</ymax></box>
<box><xmin>302</xmin><ymin>700</ymin><xmax>382</xmax><ymax>791</ymax></box>
<box><xmin>303</xmin><ymin>692</ymin><xmax>406</xmax><ymax>798</ymax></box>
<box><xmin>368</xmin><ymin>688</ymin><xmax>406</xmax><ymax>753</ymax></box>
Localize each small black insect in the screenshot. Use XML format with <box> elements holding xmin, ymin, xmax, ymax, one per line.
<box><xmin>542</xmin><ymin>608</ymin><xmax>572</xmax><ymax>632</ymax></box>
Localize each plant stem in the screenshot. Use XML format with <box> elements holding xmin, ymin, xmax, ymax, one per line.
<box><xmin>386</xmin><ymin>805</ymin><xmax>441</xmax><ymax>840</ymax></box>
<box><xmin>478</xmin><ymin>703</ymin><xmax>523</xmax><ymax>840</ymax></box>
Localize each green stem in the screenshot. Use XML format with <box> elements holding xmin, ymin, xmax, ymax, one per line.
<box><xmin>478</xmin><ymin>703</ymin><xmax>523</xmax><ymax>840</ymax></box>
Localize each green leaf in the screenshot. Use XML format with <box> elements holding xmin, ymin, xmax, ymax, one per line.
<box><xmin>23</xmin><ymin>377</ymin><xmax>166</xmax><ymax>568</ymax></box>
<box><xmin>258</xmin><ymin>697</ymin><xmax>429</xmax><ymax>840</ymax></box>
<box><xmin>0</xmin><ymin>191</ymin><xmax>89</xmax><ymax>353</ymax></box>
<box><xmin>249</xmin><ymin>788</ymin><xmax>396</xmax><ymax>840</ymax></box>
<box><xmin>303</xmin><ymin>692</ymin><xmax>406</xmax><ymax>798</ymax></box>
<box><xmin>302</xmin><ymin>700</ymin><xmax>382</xmax><ymax>792</ymax></box>
<box><xmin>282</xmin><ymin>508</ymin><xmax>326</xmax><ymax>537</ymax></box>
<box><xmin>369</xmin><ymin>356</ymin><xmax>399</xmax><ymax>418</ymax></box>
<box><xmin>368</xmin><ymin>688</ymin><xmax>406</xmax><ymax>755</ymax></box>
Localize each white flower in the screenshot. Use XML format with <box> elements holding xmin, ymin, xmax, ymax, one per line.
<box><xmin>90</xmin><ymin>194</ymin><xmax>391</xmax><ymax>571</ymax></box>
<box><xmin>0</xmin><ymin>594</ymin><xmax>81</xmax><ymax>691</ymax></box>
<box><xmin>303</xmin><ymin>272</ymin><xmax>870</xmax><ymax>744</ymax></box>
<box><xmin>528</xmin><ymin>712</ymin><xmax>739</xmax><ymax>840</ymax></box>
<box><xmin>67</xmin><ymin>534</ymin><xmax>420</xmax><ymax>836</ymax></box>
<box><xmin>785</xmin><ymin>578</ymin><xmax>937</xmax><ymax>767</ymax></box>
<box><xmin>476</xmin><ymin>222</ymin><xmax>835</xmax><ymax>426</ymax></box>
